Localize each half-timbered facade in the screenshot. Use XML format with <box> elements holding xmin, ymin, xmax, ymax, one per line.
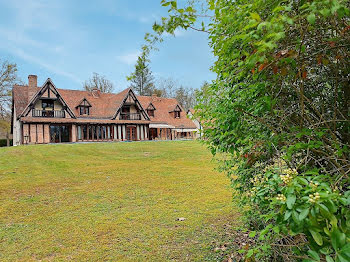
<box><xmin>11</xmin><ymin>75</ymin><xmax>197</xmax><ymax>145</ymax></box>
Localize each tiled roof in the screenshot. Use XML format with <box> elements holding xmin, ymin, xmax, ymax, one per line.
<box><xmin>138</xmin><ymin>96</ymin><xmax>196</xmax><ymax>129</ymax></box>
<box><xmin>20</xmin><ymin>117</ymin><xmax>150</xmax><ymax>124</ymax></box>
<box><xmin>13</xmin><ymin>84</ymin><xmax>196</xmax><ymax>129</ymax></box>
<box><xmin>13</xmin><ymin>85</ymin><xmax>130</xmax><ymax>120</ymax></box>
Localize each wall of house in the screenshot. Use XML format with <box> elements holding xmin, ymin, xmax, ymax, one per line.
<box><xmin>34</xmin><ymin>100</ymin><xmax>42</xmax><ymax>110</ymax></box>
<box><xmin>12</xmin><ymin>106</ymin><xmax>21</xmax><ymax>146</ymax></box>
<box><xmin>33</xmin><ymin>100</ymin><xmax>63</xmax><ymax>111</ymax></box>
<box><xmin>54</xmin><ymin>101</ymin><xmax>63</xmax><ymax>110</ymax></box>
<box><xmin>21</xmin><ymin>123</ymin><xmax>50</xmax><ymax>144</ymax></box>
<box><xmin>129</xmin><ymin>105</ymin><xmax>138</xmax><ymax>114</ymax></box>
<box><xmin>18</xmin><ymin>123</ymin><xmax>150</xmax><ymax>145</ymax></box>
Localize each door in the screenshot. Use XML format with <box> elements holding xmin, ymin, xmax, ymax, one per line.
<box><xmin>126</xmin><ymin>126</ymin><xmax>137</xmax><ymax>141</ymax></box>
<box><xmin>50</xmin><ymin>125</ymin><xmax>70</xmax><ymax>143</ymax></box>
<box><xmin>149</xmin><ymin>128</ymin><xmax>157</xmax><ymax>140</ymax></box>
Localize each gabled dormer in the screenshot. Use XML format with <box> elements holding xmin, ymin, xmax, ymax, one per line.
<box><xmin>112</xmin><ymin>88</ymin><xmax>150</xmax><ymax>121</ymax></box>
<box><xmin>169</xmin><ymin>104</ymin><xmax>182</xmax><ymax>119</ymax></box>
<box><xmin>146</xmin><ymin>103</ymin><xmax>156</xmax><ymax>117</ymax></box>
<box><xmin>76</xmin><ymin>98</ymin><xmax>92</xmax><ymax>116</ymax></box>
<box><xmin>19</xmin><ymin>78</ymin><xmax>76</xmax><ymax>119</ymax></box>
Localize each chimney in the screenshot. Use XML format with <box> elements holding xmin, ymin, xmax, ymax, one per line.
<box><xmin>28</xmin><ymin>75</ymin><xmax>37</xmax><ymax>88</ymax></box>
<box><xmin>91</xmin><ymin>88</ymin><xmax>100</xmax><ymax>98</ymax></box>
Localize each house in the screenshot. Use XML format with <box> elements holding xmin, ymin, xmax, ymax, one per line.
<box><xmin>187</xmin><ymin>108</ymin><xmax>202</xmax><ymax>138</ymax></box>
<box><xmin>11</xmin><ymin>75</ymin><xmax>197</xmax><ymax>145</ymax></box>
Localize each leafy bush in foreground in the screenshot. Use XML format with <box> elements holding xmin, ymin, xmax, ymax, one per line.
<box><xmin>150</xmin><ymin>0</ymin><xmax>350</xmax><ymax>261</ymax></box>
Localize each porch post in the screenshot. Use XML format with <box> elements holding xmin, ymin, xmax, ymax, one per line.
<box><xmin>113</xmin><ymin>125</ymin><xmax>117</xmax><ymax>141</ymax></box>
<box><xmin>140</xmin><ymin>125</ymin><xmax>144</xmax><ymax>140</ymax></box>
<box><xmin>122</xmin><ymin>125</ymin><xmax>126</xmax><ymax>140</ymax></box>
<box><xmin>137</xmin><ymin>125</ymin><xmax>140</xmax><ymax>140</ymax></box>
<box><xmin>71</xmin><ymin>124</ymin><xmax>77</xmax><ymax>142</ymax></box>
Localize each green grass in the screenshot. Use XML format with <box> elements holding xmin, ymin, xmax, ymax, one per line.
<box><xmin>0</xmin><ymin>141</ymin><xmax>238</xmax><ymax>261</ymax></box>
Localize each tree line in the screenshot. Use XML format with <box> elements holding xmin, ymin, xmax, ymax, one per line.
<box><xmin>82</xmin><ymin>51</ymin><xmax>200</xmax><ymax>110</ymax></box>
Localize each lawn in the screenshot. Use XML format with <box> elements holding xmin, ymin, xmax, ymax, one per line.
<box><xmin>0</xmin><ymin>141</ymin><xmax>238</xmax><ymax>261</ymax></box>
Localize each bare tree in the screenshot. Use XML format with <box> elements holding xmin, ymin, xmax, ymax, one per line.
<box><xmin>156</xmin><ymin>77</ymin><xmax>197</xmax><ymax>110</ymax></box>
<box><xmin>0</xmin><ymin>60</ymin><xmax>18</xmax><ymax>117</ymax></box>
<box><xmin>0</xmin><ymin>60</ymin><xmax>19</xmax><ymax>146</ymax></box>
<box><xmin>83</xmin><ymin>72</ymin><xmax>114</xmax><ymax>93</ymax></box>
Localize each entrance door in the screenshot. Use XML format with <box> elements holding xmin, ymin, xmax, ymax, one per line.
<box><xmin>149</xmin><ymin>128</ymin><xmax>157</xmax><ymax>140</ymax></box>
<box><xmin>126</xmin><ymin>126</ymin><xmax>137</xmax><ymax>141</ymax></box>
<box><xmin>50</xmin><ymin>125</ymin><xmax>70</xmax><ymax>143</ymax></box>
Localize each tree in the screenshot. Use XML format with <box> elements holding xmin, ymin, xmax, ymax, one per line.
<box><xmin>0</xmin><ymin>113</ymin><xmax>11</xmax><ymax>146</ymax></box>
<box><xmin>0</xmin><ymin>60</ymin><xmax>18</xmax><ymax>146</ymax></box>
<box><xmin>127</xmin><ymin>52</ymin><xmax>155</xmax><ymax>96</ymax></box>
<box><xmin>156</xmin><ymin>77</ymin><xmax>178</xmax><ymax>97</ymax></box>
<box><xmin>149</xmin><ymin>0</ymin><xmax>350</xmax><ymax>261</ymax></box>
<box><xmin>0</xmin><ymin>60</ymin><xmax>18</xmax><ymax>117</ymax></box>
<box><xmin>83</xmin><ymin>72</ymin><xmax>114</xmax><ymax>93</ymax></box>
<box><xmin>174</xmin><ymin>85</ymin><xmax>196</xmax><ymax>110</ymax></box>
<box><xmin>156</xmin><ymin>77</ymin><xmax>197</xmax><ymax>109</ymax></box>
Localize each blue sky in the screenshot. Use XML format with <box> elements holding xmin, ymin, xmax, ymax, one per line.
<box><xmin>0</xmin><ymin>0</ymin><xmax>215</xmax><ymax>93</ymax></box>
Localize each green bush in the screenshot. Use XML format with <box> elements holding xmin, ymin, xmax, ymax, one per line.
<box><xmin>152</xmin><ymin>0</ymin><xmax>350</xmax><ymax>261</ymax></box>
<box><xmin>0</xmin><ymin>139</ymin><xmax>13</xmax><ymax>147</ymax></box>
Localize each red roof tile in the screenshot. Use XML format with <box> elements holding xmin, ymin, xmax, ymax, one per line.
<box><xmin>138</xmin><ymin>96</ymin><xmax>196</xmax><ymax>129</ymax></box>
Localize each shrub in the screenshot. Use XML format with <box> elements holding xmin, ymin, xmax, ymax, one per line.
<box><xmin>0</xmin><ymin>139</ymin><xmax>12</xmax><ymax>147</ymax></box>
<box><xmin>152</xmin><ymin>0</ymin><xmax>350</xmax><ymax>261</ymax></box>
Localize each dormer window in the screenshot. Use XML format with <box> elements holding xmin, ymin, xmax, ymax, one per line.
<box><xmin>171</xmin><ymin>104</ymin><xmax>182</xmax><ymax>119</ymax></box>
<box><xmin>79</xmin><ymin>106</ymin><xmax>90</xmax><ymax>115</ymax></box>
<box><xmin>42</xmin><ymin>99</ymin><xmax>54</xmax><ymax>110</ymax></box>
<box><xmin>146</xmin><ymin>103</ymin><xmax>156</xmax><ymax>117</ymax></box>
<box><xmin>76</xmin><ymin>98</ymin><xmax>91</xmax><ymax>116</ymax></box>
<box><xmin>147</xmin><ymin>109</ymin><xmax>154</xmax><ymax>117</ymax></box>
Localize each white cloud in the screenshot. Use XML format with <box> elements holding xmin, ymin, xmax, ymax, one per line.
<box><xmin>116</xmin><ymin>51</ymin><xmax>141</xmax><ymax>65</ymax></box>
<box><xmin>0</xmin><ymin>45</ymin><xmax>82</xmax><ymax>84</ymax></box>
<box><xmin>0</xmin><ymin>27</ymin><xmax>64</xmax><ymax>54</ymax></box>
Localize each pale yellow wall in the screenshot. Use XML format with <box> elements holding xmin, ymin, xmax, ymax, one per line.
<box><xmin>34</xmin><ymin>100</ymin><xmax>42</xmax><ymax>109</ymax></box>
<box><xmin>54</xmin><ymin>101</ymin><xmax>63</xmax><ymax>110</ymax></box>
<box><xmin>129</xmin><ymin>105</ymin><xmax>137</xmax><ymax>113</ymax></box>
<box><xmin>33</xmin><ymin>100</ymin><xmax>62</xmax><ymax>110</ymax></box>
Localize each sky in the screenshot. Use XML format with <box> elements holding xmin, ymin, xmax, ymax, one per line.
<box><xmin>0</xmin><ymin>0</ymin><xmax>216</xmax><ymax>93</ymax></box>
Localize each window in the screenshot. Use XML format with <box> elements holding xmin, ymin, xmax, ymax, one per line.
<box><xmin>174</xmin><ymin>111</ymin><xmax>180</xmax><ymax>118</ymax></box>
<box><xmin>42</xmin><ymin>99</ymin><xmax>54</xmax><ymax>109</ymax></box>
<box><xmin>147</xmin><ymin>109</ymin><xmax>154</xmax><ymax>117</ymax></box>
<box><xmin>79</xmin><ymin>106</ymin><xmax>89</xmax><ymax>115</ymax></box>
<box><xmin>77</xmin><ymin>126</ymin><xmax>82</xmax><ymax>140</ymax></box>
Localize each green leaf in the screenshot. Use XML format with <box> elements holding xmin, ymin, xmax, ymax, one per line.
<box><xmin>286</xmin><ymin>195</ymin><xmax>296</xmax><ymax>209</ymax></box>
<box><xmin>251</xmin><ymin>12</ymin><xmax>261</xmax><ymax>22</ymax></box>
<box><xmin>284</xmin><ymin>210</ymin><xmax>292</xmax><ymax>221</ymax></box>
<box><xmin>337</xmin><ymin>254</ymin><xmax>349</xmax><ymax>262</ymax></box>
<box><xmin>307</xmin><ymin>13</ymin><xmax>316</xmax><ymax>24</ymax></box>
<box><xmin>246</xmin><ymin>249</ymin><xmax>254</xmax><ymax>258</ymax></box>
<box><xmin>299</xmin><ymin>208</ymin><xmax>309</xmax><ymax>220</ymax></box>
<box><xmin>273</xmin><ymin>226</ymin><xmax>280</xmax><ymax>233</ymax></box>
<box><xmin>339</xmin><ymin>243</ymin><xmax>350</xmax><ymax>259</ymax></box>
<box><xmin>298</xmin><ymin>177</ymin><xmax>309</xmax><ymax>186</ymax></box>
<box><xmin>309</xmin><ymin>229</ymin><xmax>323</xmax><ymax>246</ymax></box>
<box><xmin>326</xmin><ymin>255</ymin><xmax>334</xmax><ymax>262</ymax></box>
<box><xmin>308</xmin><ymin>250</ymin><xmax>320</xmax><ymax>261</ymax></box>
<box><xmin>170</xmin><ymin>1</ymin><xmax>177</xmax><ymax>8</ymax></box>
<box><xmin>331</xmin><ymin>229</ymin><xmax>346</xmax><ymax>251</ymax></box>
<box><xmin>249</xmin><ymin>231</ymin><xmax>256</xmax><ymax>237</ymax></box>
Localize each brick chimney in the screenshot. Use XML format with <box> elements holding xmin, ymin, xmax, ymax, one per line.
<box><xmin>91</xmin><ymin>88</ymin><xmax>100</xmax><ymax>98</ymax></box>
<box><xmin>28</xmin><ymin>75</ymin><xmax>37</xmax><ymax>88</ymax></box>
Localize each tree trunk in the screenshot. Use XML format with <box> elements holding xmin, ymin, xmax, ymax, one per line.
<box><xmin>6</xmin><ymin>131</ymin><xmax>9</xmax><ymax>147</ymax></box>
